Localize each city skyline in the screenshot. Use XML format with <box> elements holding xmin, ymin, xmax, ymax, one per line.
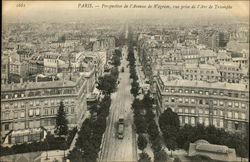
<box><xmin>3</xmin><ymin>1</ymin><xmax>249</xmax><ymax>24</ymax></box>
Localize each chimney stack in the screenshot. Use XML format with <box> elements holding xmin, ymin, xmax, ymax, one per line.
<box><xmin>35</xmin><ymin>76</ymin><xmax>38</xmax><ymax>83</ymax></box>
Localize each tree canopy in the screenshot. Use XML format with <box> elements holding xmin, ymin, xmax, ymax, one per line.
<box><xmin>97</xmin><ymin>74</ymin><xmax>117</xmax><ymax>95</ymax></box>
<box><xmin>55</xmin><ymin>101</ymin><xmax>68</xmax><ymax>137</ymax></box>
<box><xmin>138</xmin><ymin>134</ymin><xmax>148</xmax><ymax>151</ymax></box>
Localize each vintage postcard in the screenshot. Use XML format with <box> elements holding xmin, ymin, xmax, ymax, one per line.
<box><xmin>1</xmin><ymin>0</ymin><xmax>249</xmax><ymax>162</ymax></box>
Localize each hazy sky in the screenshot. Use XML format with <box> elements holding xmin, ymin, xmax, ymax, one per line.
<box><xmin>2</xmin><ymin>1</ymin><xmax>249</xmax><ymax>24</ymax></box>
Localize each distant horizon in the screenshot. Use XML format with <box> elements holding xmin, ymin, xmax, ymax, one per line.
<box><xmin>2</xmin><ymin>1</ymin><xmax>249</xmax><ymax>24</ymax></box>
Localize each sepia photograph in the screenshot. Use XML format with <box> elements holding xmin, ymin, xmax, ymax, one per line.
<box><xmin>1</xmin><ymin>0</ymin><xmax>249</xmax><ymax>162</ymax></box>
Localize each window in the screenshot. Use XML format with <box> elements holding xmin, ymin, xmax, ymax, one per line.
<box><xmin>235</xmin><ymin>102</ymin><xmax>239</xmax><ymax>107</ymax></box>
<box><xmin>171</xmin><ymin>89</ymin><xmax>175</xmax><ymax>93</ymax></box>
<box><xmin>5</xmin><ymin>95</ymin><xmax>8</xmax><ymax>99</ymax></box>
<box><xmin>185</xmin><ymin>109</ymin><xmax>188</xmax><ymax>113</ymax></box>
<box><xmin>191</xmin><ymin>109</ymin><xmax>195</xmax><ymax>114</ymax></box>
<box><xmin>191</xmin><ymin>99</ymin><xmax>195</xmax><ymax>103</ymax></box>
<box><xmin>199</xmin><ymin>109</ymin><xmax>203</xmax><ymax>114</ymax></box>
<box><xmin>21</xmin><ymin>102</ymin><xmax>25</xmax><ymax>108</ymax></box>
<box><xmin>213</xmin><ymin>110</ymin><xmax>217</xmax><ymax>115</ymax></box>
<box><xmin>242</xmin><ymin>113</ymin><xmax>246</xmax><ymax>119</ymax></box>
<box><xmin>219</xmin><ymin>120</ymin><xmax>224</xmax><ymax>127</ymax></box>
<box><xmin>71</xmin><ymin>107</ymin><xmax>74</xmax><ymax>113</ymax></box>
<box><xmin>29</xmin><ymin>109</ymin><xmax>33</xmax><ymax>117</ymax></box>
<box><xmin>213</xmin><ymin>92</ymin><xmax>217</xmax><ymax>95</ymax></box>
<box><xmin>20</xmin><ymin>111</ymin><xmax>25</xmax><ymax>118</ymax></box>
<box><xmin>185</xmin><ymin>98</ymin><xmax>189</xmax><ymax>103</ymax></box>
<box><xmin>228</xmin><ymin>93</ymin><xmax>232</xmax><ymax>97</ymax></box>
<box><xmin>205</xmin><ymin>110</ymin><xmax>209</xmax><ymax>114</ymax></box>
<box><xmin>30</xmin><ymin>101</ymin><xmax>33</xmax><ymax>106</ymax></box>
<box><xmin>191</xmin><ymin>117</ymin><xmax>195</xmax><ymax>125</ymax></box>
<box><xmin>165</xmin><ymin>89</ymin><xmax>169</xmax><ymax>92</ymax></box>
<box><xmin>219</xmin><ymin>110</ymin><xmax>223</xmax><ymax>116</ymax></box>
<box><xmin>185</xmin><ymin>117</ymin><xmax>189</xmax><ymax>124</ymax></box>
<box><xmin>205</xmin><ymin>118</ymin><xmax>209</xmax><ymax>126</ymax></box>
<box><xmin>199</xmin><ymin>117</ymin><xmax>203</xmax><ymax>124</ymax></box>
<box><xmin>45</xmin><ymin>109</ymin><xmax>48</xmax><ymax>115</ymax></box>
<box><xmin>213</xmin><ymin>100</ymin><xmax>217</xmax><ymax>105</ymax></box>
<box><xmin>51</xmin><ymin>109</ymin><xmax>54</xmax><ymax>115</ymax></box>
<box><xmin>220</xmin><ymin>92</ymin><xmax>224</xmax><ymax>96</ymax></box>
<box><xmin>228</xmin><ymin>102</ymin><xmax>232</xmax><ymax>107</ymax></box>
<box><xmin>179</xmin><ymin>116</ymin><xmax>183</xmax><ymax>124</ymax></box>
<box><xmin>234</xmin><ymin>93</ymin><xmax>239</xmax><ymax>98</ymax></box>
<box><xmin>14</xmin><ymin>94</ymin><xmax>18</xmax><ymax>98</ymax></box>
<box><xmin>234</xmin><ymin>112</ymin><xmax>238</xmax><ymax>119</ymax></box>
<box><xmin>219</xmin><ymin>101</ymin><xmax>224</xmax><ymax>106</ymax></box>
<box><xmin>178</xmin><ymin>98</ymin><xmax>182</xmax><ymax>103</ymax></box>
<box><xmin>199</xmin><ymin>100</ymin><xmax>203</xmax><ymax>105</ymax></box>
<box><xmin>36</xmin><ymin>109</ymin><xmax>40</xmax><ymax>116</ymax></box>
<box><xmin>171</xmin><ymin>98</ymin><xmax>175</xmax><ymax>102</ymax></box>
<box><xmin>14</xmin><ymin>112</ymin><xmax>18</xmax><ymax>118</ymax></box>
<box><xmin>5</xmin><ymin>124</ymin><xmax>9</xmax><ymax>130</ymax></box>
<box><xmin>44</xmin><ymin>101</ymin><xmax>48</xmax><ymax>106</ymax></box>
<box><xmin>29</xmin><ymin>121</ymin><xmax>34</xmax><ymax>128</ymax></box>
<box><xmin>185</xmin><ymin>90</ymin><xmax>189</xmax><ymax>93</ymax></box>
<box><xmin>199</xmin><ymin>91</ymin><xmax>203</xmax><ymax>94</ymax></box>
<box><xmin>21</xmin><ymin>94</ymin><xmax>24</xmax><ymax>97</ymax></box>
<box><xmin>241</xmin><ymin>103</ymin><xmax>246</xmax><ymax>108</ymax></box>
<box><xmin>213</xmin><ymin>119</ymin><xmax>217</xmax><ymax>126</ymax></box>
<box><xmin>179</xmin><ymin>89</ymin><xmax>183</xmax><ymax>93</ymax></box>
<box><xmin>205</xmin><ymin>91</ymin><xmax>209</xmax><ymax>95</ymax></box>
<box><xmin>36</xmin><ymin>101</ymin><xmax>40</xmax><ymax>106</ymax></box>
<box><xmin>191</xmin><ymin>90</ymin><xmax>195</xmax><ymax>94</ymax></box>
<box><xmin>228</xmin><ymin>112</ymin><xmax>232</xmax><ymax>118</ymax></box>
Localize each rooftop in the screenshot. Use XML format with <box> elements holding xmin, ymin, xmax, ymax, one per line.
<box><xmin>159</xmin><ymin>75</ymin><xmax>248</xmax><ymax>91</ymax></box>
<box><xmin>1</xmin><ymin>73</ymin><xmax>85</xmax><ymax>92</ymax></box>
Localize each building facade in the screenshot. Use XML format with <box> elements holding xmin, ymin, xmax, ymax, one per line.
<box><xmin>1</xmin><ymin>73</ymin><xmax>88</xmax><ymax>145</ymax></box>
<box><xmin>155</xmin><ymin>75</ymin><xmax>249</xmax><ymax>134</ymax></box>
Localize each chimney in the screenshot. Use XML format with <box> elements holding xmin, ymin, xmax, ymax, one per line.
<box><xmin>35</xmin><ymin>76</ymin><xmax>38</xmax><ymax>83</ymax></box>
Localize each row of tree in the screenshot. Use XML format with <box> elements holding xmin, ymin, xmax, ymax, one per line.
<box><xmin>127</xmin><ymin>30</ymin><xmax>168</xmax><ymax>162</ymax></box>
<box><xmin>97</xmin><ymin>50</ymin><xmax>122</xmax><ymax>95</ymax></box>
<box><xmin>159</xmin><ymin>108</ymin><xmax>249</xmax><ymax>158</ymax></box>
<box><xmin>68</xmin><ymin>49</ymin><xmax>122</xmax><ymax>162</ymax></box>
<box><xmin>67</xmin><ymin>95</ymin><xmax>111</xmax><ymax>162</ymax></box>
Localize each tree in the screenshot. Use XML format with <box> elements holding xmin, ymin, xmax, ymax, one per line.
<box><xmin>110</xmin><ymin>67</ymin><xmax>119</xmax><ymax>79</ymax></box>
<box><xmin>139</xmin><ymin>152</ymin><xmax>152</xmax><ymax>162</ymax></box>
<box><xmin>151</xmin><ymin>137</ymin><xmax>162</xmax><ymax>152</ymax></box>
<box><xmin>97</xmin><ymin>75</ymin><xmax>117</xmax><ymax>95</ymax></box>
<box><xmin>138</xmin><ymin>134</ymin><xmax>148</xmax><ymax>151</ymax></box>
<box><xmin>159</xmin><ymin>108</ymin><xmax>179</xmax><ymax>155</ymax></box>
<box><xmin>159</xmin><ymin>108</ymin><xmax>180</xmax><ymax>130</ymax></box>
<box><xmin>173</xmin><ymin>157</ymin><xmax>181</xmax><ymax>162</ymax></box>
<box><xmin>147</xmin><ymin>121</ymin><xmax>160</xmax><ymax>141</ymax></box>
<box><xmin>134</xmin><ymin>115</ymin><xmax>148</xmax><ymax>134</ymax></box>
<box><xmin>55</xmin><ymin>101</ymin><xmax>68</xmax><ymax>137</ymax></box>
<box><xmin>112</xmin><ymin>55</ymin><xmax>121</xmax><ymax>67</ymax></box>
<box><xmin>154</xmin><ymin>150</ymin><xmax>168</xmax><ymax>162</ymax></box>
